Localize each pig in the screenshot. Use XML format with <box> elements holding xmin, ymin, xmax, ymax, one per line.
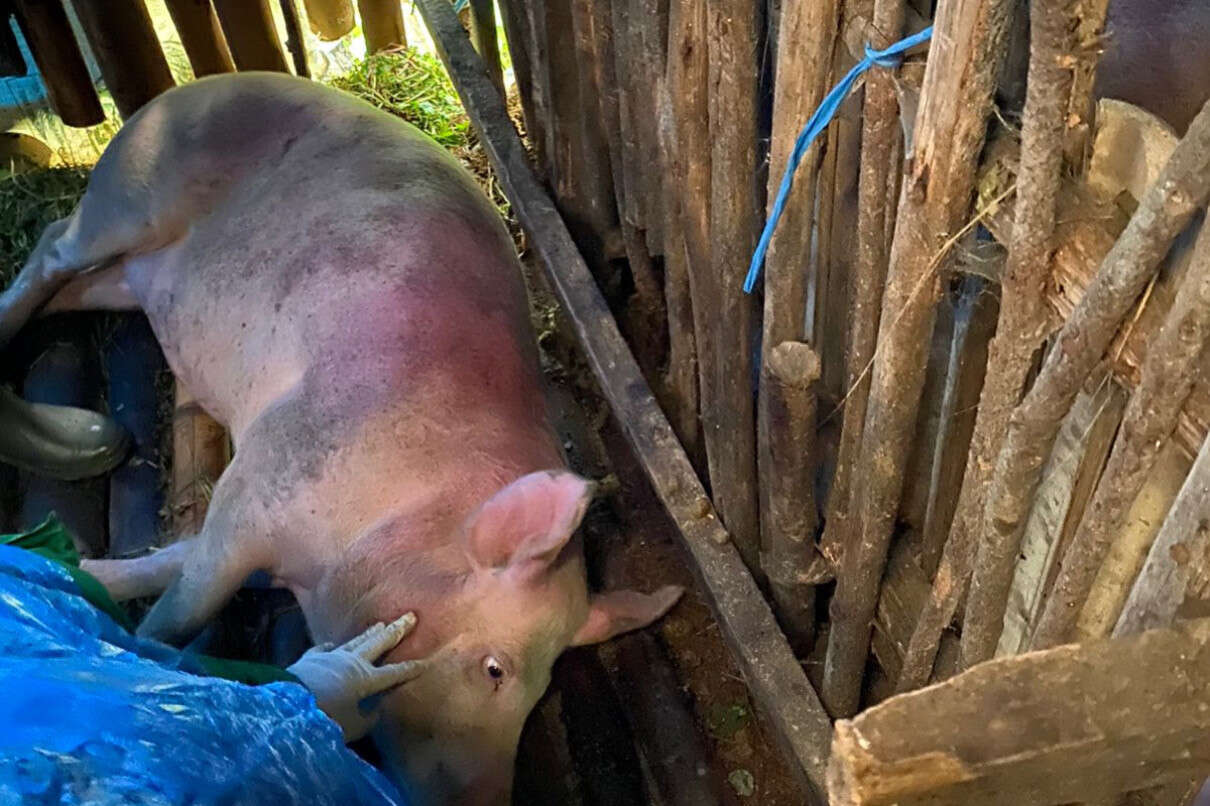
<box><xmin>1</xmin><ymin>73</ymin><xmax>682</xmax><ymax>804</ymax></box>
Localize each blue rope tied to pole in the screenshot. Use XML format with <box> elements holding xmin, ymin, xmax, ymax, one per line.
<box><xmin>743</xmin><ymin>25</ymin><xmax>934</xmax><ymax>294</ymax></box>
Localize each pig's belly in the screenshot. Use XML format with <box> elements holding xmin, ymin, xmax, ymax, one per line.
<box><xmin>122</xmin><ymin>231</ymin><xmax>309</xmax><ymax>440</ymax></box>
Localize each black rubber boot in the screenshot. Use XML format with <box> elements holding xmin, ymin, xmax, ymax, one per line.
<box><xmin>0</xmin><ymin>384</ymin><xmax>129</xmax><ymax>481</ymax></box>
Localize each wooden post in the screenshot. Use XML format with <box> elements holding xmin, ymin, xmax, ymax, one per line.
<box><xmin>497</xmin><ymin>0</ymin><xmax>546</xmax><ymax>175</ymax></box>
<box><xmin>898</xmin><ymin>0</ymin><xmax>1091</xmax><ymax>687</ymax></box>
<box><xmin>0</xmin><ymin>4</ymin><xmax>25</xmax><ymax>77</ymax></box>
<box><xmin>301</xmin><ymin>0</ymin><xmax>353</xmax><ymax>40</ymax></box>
<box><xmin>830</xmin><ymin>618</ymin><xmax>1210</xmax><ymax>806</ymax></box>
<box><xmin>279</xmin><ymin>0</ymin><xmax>311</xmax><ymax>77</ymax></box>
<box><xmin>414</xmin><ymin>0</ymin><xmax>834</xmax><ymax>794</ymax></box>
<box><xmin>760</xmin><ymin>0</ymin><xmax>840</xmax><ymax>568</ymax></box>
<box><xmin>358</xmin><ymin>0</ymin><xmax>407</xmax><ymax>54</ymax></box>
<box><xmin>1031</xmin><ymin>221</ymin><xmax>1210</xmax><ymax>649</ymax></box>
<box><xmin>212</xmin><ymin>0</ymin><xmax>290</xmax><ymax>73</ymax></box>
<box><xmin>704</xmin><ymin>0</ymin><xmax>762</xmax><ymax>574</ymax></box>
<box><xmin>467</xmin><ymin>0</ymin><xmax>501</xmax><ymax>93</ymax></box>
<box><xmin>821</xmin><ymin>0</ymin><xmax>1015</xmax><ymax>717</ymax></box>
<box><xmin>962</xmin><ymin>99</ymin><xmax>1210</xmax><ymax>668</ymax></box>
<box><xmin>11</xmin><ymin>0</ymin><xmax>104</xmax><ymax>126</ymax></box>
<box><xmin>164</xmin><ymin>0</ymin><xmax>235</xmax><ymax>77</ymax></box>
<box><xmin>68</xmin><ymin>0</ymin><xmax>175</xmax><ymax>119</ymax></box>
<box><xmin>818</xmin><ymin>0</ymin><xmax>899</xmax><ymax>571</ymax></box>
<box><xmin>761</xmin><ymin>341</ymin><xmax>823</xmax><ymax>650</ymax></box>
<box><xmin>171</xmin><ymin>385</ymin><xmax>230</xmax><ymax>538</ymax></box>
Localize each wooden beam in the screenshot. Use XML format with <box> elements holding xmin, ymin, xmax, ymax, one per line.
<box><xmin>11</xmin><ymin>0</ymin><xmax>104</xmax><ymax>126</ymax></box>
<box><xmin>413</xmin><ymin>0</ymin><xmax>832</xmax><ymax>798</ymax></box>
<box><xmin>212</xmin><ymin>0</ymin><xmax>290</xmax><ymax>73</ymax></box>
<box><xmin>164</xmin><ymin>0</ymin><xmax>235</xmax><ymax>77</ymax></box>
<box><xmin>830</xmin><ymin>618</ymin><xmax>1210</xmax><ymax>806</ymax></box>
<box><xmin>68</xmin><ymin>0</ymin><xmax>175</xmax><ymax>119</ymax></box>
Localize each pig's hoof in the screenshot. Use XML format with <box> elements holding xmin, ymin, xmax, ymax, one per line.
<box><xmin>0</xmin><ymin>385</ymin><xmax>130</xmax><ymax>480</ymax></box>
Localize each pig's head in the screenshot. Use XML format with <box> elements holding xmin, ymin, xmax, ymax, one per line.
<box><xmin>316</xmin><ymin>470</ymin><xmax>682</xmax><ymax>805</ymax></box>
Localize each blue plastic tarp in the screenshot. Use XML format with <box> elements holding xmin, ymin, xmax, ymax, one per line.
<box><xmin>0</xmin><ymin>545</ymin><xmax>406</xmax><ymax>806</ymax></box>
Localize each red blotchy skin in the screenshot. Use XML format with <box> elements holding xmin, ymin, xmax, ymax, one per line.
<box><xmin>53</xmin><ymin>74</ymin><xmax>680</xmax><ymax>805</ymax></box>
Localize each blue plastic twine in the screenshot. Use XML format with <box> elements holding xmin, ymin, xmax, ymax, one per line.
<box><xmin>743</xmin><ymin>25</ymin><xmax>934</xmax><ymax>294</ymax></box>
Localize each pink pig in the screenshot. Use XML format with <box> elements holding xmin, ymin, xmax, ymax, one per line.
<box><xmin>1</xmin><ymin>73</ymin><xmax>681</xmax><ymax>804</ymax></box>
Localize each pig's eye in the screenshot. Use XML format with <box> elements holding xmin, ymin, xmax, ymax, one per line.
<box><xmin>482</xmin><ymin>655</ymin><xmax>507</xmax><ymax>687</ymax></box>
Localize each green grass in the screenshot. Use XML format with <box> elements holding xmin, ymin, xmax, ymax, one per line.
<box><xmin>0</xmin><ymin>167</ymin><xmax>89</xmax><ymax>287</ymax></box>
<box><xmin>329</xmin><ymin>49</ymin><xmax>470</xmax><ymax>148</ymax></box>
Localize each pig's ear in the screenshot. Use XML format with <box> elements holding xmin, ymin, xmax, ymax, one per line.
<box><xmin>569</xmin><ymin>585</ymin><xmax>684</xmax><ymax>646</ymax></box>
<box><xmin>463</xmin><ymin>470</ymin><xmax>594</xmax><ymax>573</ymax></box>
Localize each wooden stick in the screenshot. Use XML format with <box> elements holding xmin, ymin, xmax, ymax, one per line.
<box><xmin>897</xmin><ymin>0</ymin><xmax>1082</xmax><ymax>688</ymax></box>
<box><xmin>704</xmin><ymin>0</ymin><xmax>761</xmax><ymax>574</ymax></box>
<box><xmin>466</xmin><ymin>0</ymin><xmax>501</xmax><ymax>92</ymax></box>
<box><xmin>821</xmin><ymin>0</ymin><xmax>1015</xmax><ymax>717</ymax></box>
<box><xmin>962</xmin><ymin>99</ymin><xmax>1210</xmax><ymax>667</ymax></box>
<box><xmin>164</xmin><ymin>0</ymin><xmax>235</xmax><ymax>77</ymax></box>
<box><xmin>279</xmin><ymin>0</ymin><xmax>310</xmax><ymax>78</ymax></box>
<box><xmin>11</xmin><ymin>0</ymin><xmax>103</xmax><ymax>126</ymax></box>
<box><xmin>1031</xmin><ymin>222</ymin><xmax>1210</xmax><ymax>648</ymax></box>
<box><xmin>171</xmin><ymin>384</ymin><xmax>230</xmax><ymax>538</ymax></box>
<box><xmin>761</xmin><ymin>0</ymin><xmax>841</xmax><ymax>566</ymax></box>
<box><xmin>1062</xmin><ymin>0</ymin><xmax>1113</xmax><ymax>171</ymax></box>
<box><xmin>761</xmin><ymin>341</ymin><xmax>822</xmax><ymax>650</ymax></box>
<box><xmin>818</xmin><ymin>0</ymin><xmax>900</xmax><ymax>571</ymax></box>
<box><xmin>68</xmin><ymin>0</ymin><xmax>175</xmax><ymax>119</ymax></box>
<box><xmin>300</xmin><ymin>0</ymin><xmax>353</xmax><ymax>40</ymax></box>
<box><xmin>414</xmin><ymin>0</ymin><xmax>833</xmax><ymax>795</ymax></box>
<box><xmin>358</xmin><ymin>0</ymin><xmax>407</xmax><ymax>53</ymax></box>
<box><xmin>212</xmin><ymin>0</ymin><xmax>290</xmax><ymax>73</ymax></box>
<box><xmin>1115</xmin><ymin>433</ymin><xmax>1210</xmax><ymax>638</ymax></box>
<box><xmin>830</xmin><ymin>617</ymin><xmax>1210</xmax><ymax>806</ymax></box>
<box><xmin>496</xmin><ymin>0</ymin><xmax>544</xmax><ymax>173</ymax></box>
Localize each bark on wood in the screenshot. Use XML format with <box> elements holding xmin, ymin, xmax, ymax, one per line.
<box><xmin>171</xmin><ymin>384</ymin><xmax>230</xmax><ymax>538</ymax></box>
<box><xmin>1114</xmin><ymin>432</ymin><xmax>1210</xmax><ymax>638</ymax></box>
<box><xmin>68</xmin><ymin>0</ymin><xmax>175</xmax><ymax>119</ymax></box>
<box><xmin>359</xmin><ymin>0</ymin><xmax>407</xmax><ymax>54</ymax></box>
<box><xmin>704</xmin><ymin>0</ymin><xmax>762</xmax><ymax>574</ymax></box>
<box><xmin>818</xmin><ymin>0</ymin><xmax>900</xmax><ymax>570</ymax></box>
<box><xmin>164</xmin><ymin>0</ymin><xmax>235</xmax><ymax>77</ymax></box>
<box><xmin>830</xmin><ymin>618</ymin><xmax>1210</xmax><ymax>806</ymax></box>
<box><xmin>996</xmin><ymin>378</ymin><xmax>1126</xmax><ymax>656</ymax></box>
<box><xmin>1032</xmin><ymin>220</ymin><xmax>1210</xmax><ymax>649</ymax></box>
<box><xmin>467</xmin><ymin>0</ymin><xmax>501</xmax><ymax>92</ymax></box>
<box><xmin>1062</xmin><ymin>0</ymin><xmax>1113</xmax><ymax>171</ymax></box>
<box><xmin>962</xmin><ymin>99</ymin><xmax>1210</xmax><ymax>668</ymax></box>
<box><xmin>416</xmin><ymin>0</ymin><xmax>833</xmax><ymax>795</ymax></box>
<box><xmin>822</xmin><ymin>0</ymin><xmax>1015</xmax><ymax>717</ymax></box>
<box><xmin>212</xmin><ymin>0</ymin><xmax>290</xmax><ymax>73</ymax></box>
<box><xmin>11</xmin><ymin>0</ymin><xmax>103</xmax><ymax>127</ymax></box>
<box><xmin>899</xmin><ymin>0</ymin><xmax>1079</xmax><ymax>686</ymax></box>
<box><xmin>761</xmin><ymin>341</ymin><xmax>822</xmax><ymax>651</ymax></box>
<box><xmin>301</xmin><ymin>0</ymin><xmax>353</xmax><ymax>40</ymax></box>
<box><xmin>279</xmin><ymin>0</ymin><xmax>310</xmax><ymax>77</ymax></box>
<box><xmin>1077</xmin><ymin>442</ymin><xmax>1189</xmax><ymax>640</ymax></box>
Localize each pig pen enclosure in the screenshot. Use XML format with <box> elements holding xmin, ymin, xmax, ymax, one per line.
<box><xmin>5</xmin><ymin>0</ymin><xmax>1210</xmax><ymax>804</ymax></box>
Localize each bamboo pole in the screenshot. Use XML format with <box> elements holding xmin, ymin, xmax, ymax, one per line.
<box><xmin>358</xmin><ymin>0</ymin><xmax>406</xmax><ymax>53</ymax></box>
<box><xmin>68</xmin><ymin>0</ymin><xmax>175</xmax><ymax>119</ymax></box>
<box><xmin>11</xmin><ymin>0</ymin><xmax>103</xmax><ymax>126</ymax></box>
<box><xmin>821</xmin><ymin>0</ymin><xmax>1015</xmax><ymax>717</ymax></box>
<box><xmin>897</xmin><ymin>0</ymin><xmax>1106</xmax><ymax>689</ymax></box>
<box><xmin>760</xmin><ymin>0</ymin><xmax>841</xmax><ymax>567</ymax></box>
<box><xmin>1030</xmin><ymin>224</ymin><xmax>1210</xmax><ymax>647</ymax></box>
<box><xmin>301</xmin><ymin>0</ymin><xmax>353</xmax><ymax>40</ymax></box>
<box><xmin>818</xmin><ymin>0</ymin><xmax>900</xmax><ymax>570</ymax></box>
<box><xmin>279</xmin><ymin>0</ymin><xmax>310</xmax><ymax>77</ymax></box>
<box><xmin>467</xmin><ymin>0</ymin><xmax>501</xmax><ymax>94</ymax></box>
<box><xmin>164</xmin><ymin>0</ymin><xmax>235</xmax><ymax>77</ymax></box>
<box><xmin>962</xmin><ymin>98</ymin><xmax>1210</xmax><ymax>667</ymax></box>
<box><xmin>704</xmin><ymin>0</ymin><xmax>762</xmax><ymax>573</ymax></box>
<box><xmin>761</xmin><ymin>341</ymin><xmax>822</xmax><ymax>650</ymax></box>
<box><xmin>212</xmin><ymin>0</ymin><xmax>290</xmax><ymax>73</ymax></box>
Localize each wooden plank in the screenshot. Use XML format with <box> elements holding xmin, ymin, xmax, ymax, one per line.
<box><xmin>830</xmin><ymin>617</ymin><xmax>1210</xmax><ymax>806</ymax></box>
<box><xmin>11</xmin><ymin>0</ymin><xmax>104</xmax><ymax>126</ymax></box>
<box><xmin>414</xmin><ymin>0</ymin><xmax>832</xmax><ymax>798</ymax></box>
<box><xmin>164</xmin><ymin>0</ymin><xmax>235</xmax><ymax>78</ymax></box>
<box><xmin>69</xmin><ymin>0</ymin><xmax>176</xmax><ymax>119</ymax></box>
<box><xmin>170</xmin><ymin>384</ymin><xmax>230</xmax><ymax>538</ymax></box>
